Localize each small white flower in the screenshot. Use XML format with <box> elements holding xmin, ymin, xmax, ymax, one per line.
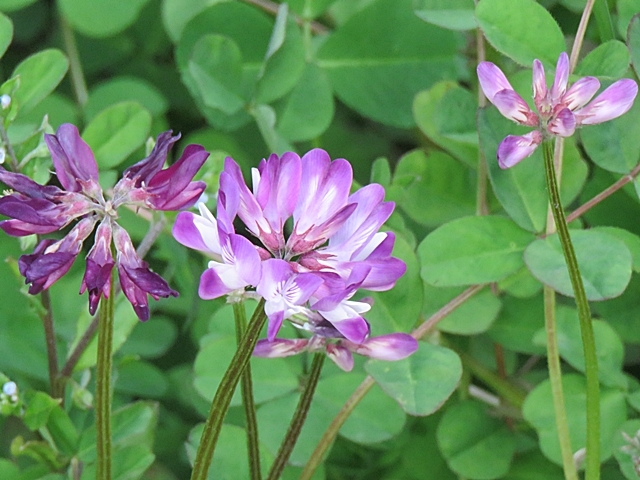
<box><xmin>2</xmin><ymin>381</ymin><xmax>17</xmax><ymax>396</ymax></box>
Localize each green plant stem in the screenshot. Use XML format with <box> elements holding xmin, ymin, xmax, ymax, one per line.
<box><xmin>299</xmin><ymin>285</ymin><xmax>484</xmax><ymax>480</ymax></box>
<box><xmin>191</xmin><ymin>299</ymin><xmax>267</xmax><ymax>480</ymax></box>
<box><xmin>38</xmin><ymin>289</ymin><xmax>61</xmax><ymax>400</ymax></box>
<box><xmin>233</xmin><ymin>302</ymin><xmax>262</xmax><ymax>480</ymax></box>
<box><xmin>0</xmin><ymin>123</ymin><xmax>18</xmax><ymax>171</ymax></box>
<box><xmin>96</xmin><ymin>274</ymin><xmax>115</xmax><ymax>480</ymax></box>
<box><xmin>267</xmin><ymin>353</ymin><xmax>325</xmax><ymax>480</ymax></box>
<box><xmin>544</xmin><ymin>286</ymin><xmax>578</xmax><ymax>480</ymax></box>
<box><xmin>59</xmin><ymin>13</ymin><xmax>88</xmax><ymax>106</ymax></box>
<box><xmin>543</xmin><ymin>140</ymin><xmax>600</xmax><ymax>480</ymax></box>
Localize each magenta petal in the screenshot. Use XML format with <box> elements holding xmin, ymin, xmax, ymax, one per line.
<box><xmin>21</xmin><ymin>252</ymin><xmax>77</xmax><ymax>294</ymax></box>
<box><xmin>45</xmin><ymin>124</ymin><xmax>98</xmax><ymax>192</ymax></box>
<box><xmin>172</xmin><ymin>212</ymin><xmax>209</xmax><ymax>252</ymax></box>
<box><xmin>267</xmin><ymin>310</ymin><xmax>285</xmax><ymax>342</ymax></box>
<box><xmin>477</xmin><ymin>62</ymin><xmax>515</xmax><ymax>101</ymax></box>
<box><xmin>198</xmin><ymin>268</ymin><xmax>232</xmax><ymax>299</ymax></box>
<box><xmin>123</xmin><ymin>131</ymin><xmax>180</xmax><ymax>184</ymax></box>
<box><xmin>289</xmin><ymin>272</ymin><xmax>323</xmax><ymax>304</ymax></box>
<box><xmin>351</xmin><ymin>333</ymin><xmax>418</xmax><ymax>361</ymax></box>
<box><xmin>548</xmin><ymin>108</ymin><xmax>576</xmax><ymax>137</ymax></box>
<box><xmin>561</xmin><ymin>76</ymin><xmax>600</xmax><ymax>110</ymax></box>
<box><xmin>497</xmin><ymin>131</ymin><xmax>543</xmax><ymax>169</ymax></box>
<box><xmin>574</xmin><ymin>79</ymin><xmax>639</xmax><ymax>125</ymax></box>
<box><xmin>550</xmin><ymin>52</ymin><xmax>569</xmax><ymax>102</ymax></box>
<box><xmin>227</xmin><ymin>234</ymin><xmax>262</xmax><ymax>286</ymax></box>
<box><xmin>492</xmin><ymin>89</ymin><xmax>536</xmax><ymax>125</ymax></box>
<box><xmin>326</xmin><ymin>344</ymin><xmax>354</xmax><ymax>372</ymax></box>
<box><xmin>0</xmin><ymin>168</ymin><xmax>61</xmax><ymax>199</ymax></box>
<box><xmin>330</xmin><ymin>316</ymin><xmax>369</xmax><ymax>343</ymax></box>
<box><xmin>253</xmin><ymin>338</ymin><xmax>307</xmax><ymax>358</ymax></box>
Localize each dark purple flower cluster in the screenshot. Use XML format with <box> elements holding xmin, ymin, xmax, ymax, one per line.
<box><xmin>0</xmin><ymin>124</ymin><xmax>208</xmax><ymax>320</ymax></box>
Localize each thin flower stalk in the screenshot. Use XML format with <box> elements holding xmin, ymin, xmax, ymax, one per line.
<box><xmin>543</xmin><ymin>140</ymin><xmax>600</xmax><ymax>480</ymax></box>
<box><xmin>96</xmin><ymin>273</ymin><xmax>115</xmax><ymax>480</ymax></box>
<box><xmin>191</xmin><ymin>300</ymin><xmax>267</xmax><ymax>480</ymax></box>
<box><xmin>266</xmin><ymin>353</ymin><xmax>325</xmax><ymax>480</ymax></box>
<box><xmin>233</xmin><ymin>302</ymin><xmax>261</xmax><ymax>480</ymax></box>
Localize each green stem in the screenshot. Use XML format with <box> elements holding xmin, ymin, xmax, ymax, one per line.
<box><xmin>267</xmin><ymin>353</ymin><xmax>325</xmax><ymax>480</ymax></box>
<box><xmin>300</xmin><ymin>285</ymin><xmax>484</xmax><ymax>480</ymax></box>
<box><xmin>96</xmin><ymin>275</ymin><xmax>115</xmax><ymax>480</ymax></box>
<box><xmin>543</xmin><ymin>140</ymin><xmax>600</xmax><ymax>479</ymax></box>
<box><xmin>191</xmin><ymin>299</ymin><xmax>267</xmax><ymax>480</ymax></box>
<box><xmin>59</xmin><ymin>12</ymin><xmax>88</xmax><ymax>107</ymax></box>
<box><xmin>544</xmin><ymin>286</ymin><xmax>578</xmax><ymax>480</ymax></box>
<box><xmin>233</xmin><ymin>302</ymin><xmax>262</xmax><ymax>480</ymax></box>
<box><xmin>39</xmin><ymin>289</ymin><xmax>61</xmax><ymax>400</ymax></box>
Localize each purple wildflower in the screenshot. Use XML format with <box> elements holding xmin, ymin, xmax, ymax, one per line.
<box><xmin>173</xmin><ymin>149</ymin><xmax>410</xmax><ymax>357</ymax></box>
<box><xmin>0</xmin><ymin>123</ymin><xmax>208</xmax><ymax>320</ymax></box>
<box><xmin>477</xmin><ymin>52</ymin><xmax>638</xmax><ymax>168</ymax></box>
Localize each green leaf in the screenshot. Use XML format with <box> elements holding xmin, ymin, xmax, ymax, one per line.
<box><xmin>193</xmin><ymin>334</ymin><xmax>299</xmax><ymax>406</ymax></box>
<box><xmin>593</xmin><ymin>226</ymin><xmax>640</xmax><ymax>273</ymax></box>
<box><xmin>115</xmin><ymin>361</ymin><xmax>168</xmax><ymax>398</ymax></box>
<box><xmin>188</xmin><ymin>34</ymin><xmax>246</xmax><ymax>115</ymax></box>
<box><xmin>424</xmin><ymin>285</ymin><xmax>502</xmax><ymax>335</ymax></box>
<box><xmin>80</xmin><ymin>444</ymin><xmax>155</xmax><ymax>480</ymax></box>
<box><xmin>0</xmin><ymin>12</ymin><xmax>13</xmax><ymax>59</ymax></box>
<box><xmin>47</xmin><ymin>406</ymin><xmax>79</xmax><ymax>456</ymax></box>
<box><xmin>161</xmin><ymin>0</ymin><xmax>219</xmax><ymax>42</ymax></box>
<box><xmin>0</xmin><ymin>0</ymin><xmax>37</xmax><ymax>11</ymax></box>
<box><xmin>418</xmin><ymin>215</ymin><xmax>535</xmax><ymax>286</ymax></box>
<box><xmin>475</xmin><ymin>0</ymin><xmax>564</xmax><ymax>67</ymax></box>
<box><xmin>288</xmin><ymin>0</ymin><xmax>337</xmax><ymax>19</ymax></box>
<box><xmin>580</xmin><ymin>94</ymin><xmax>640</xmax><ymax>174</ymax></box>
<box><xmin>366</xmin><ymin>342</ymin><xmax>462</xmax><ymax>416</ymax></box>
<box><xmin>524</xmin><ymin>229</ymin><xmax>633</xmax><ymax>301</ymax></box>
<box><xmin>59</xmin><ymin>0</ymin><xmax>151</xmax><ymax>38</ymax></box>
<box><xmin>186</xmin><ymin>424</ymin><xmax>273</xmax><ymax>479</ymax></box>
<box><xmin>612</xmin><ymin>419</ymin><xmax>640</xmax><ymax>480</ymax></box>
<box><xmin>73</xmin><ymin>298</ymin><xmax>140</xmax><ymax>372</ymax></box>
<box><xmin>628</xmin><ymin>13</ymin><xmax>640</xmax><ymax>79</ymax></box>
<box><xmin>574</xmin><ymin>40</ymin><xmax>630</xmax><ymax>79</ymax></box>
<box><xmin>257</xmin><ymin>373</ymin><xmax>405</xmax><ymax>465</ymax></box>
<box><xmin>82</xmin><ymin>101</ymin><xmax>152</xmax><ymax>169</ymax></box>
<box><xmin>487</xmin><ymin>294</ymin><xmax>545</xmax><ymax>355</ymax></box>
<box><xmin>437</xmin><ymin>400</ymin><xmax>517</xmax><ymax>478</ymax></box>
<box><xmin>275</xmin><ymin>62</ymin><xmax>334</xmax><ymax>142</ymax></box>
<box><xmin>478</xmin><ymin>108</ymin><xmax>588</xmax><ymax>232</ymax></box>
<box><xmin>389</xmin><ymin>149</ymin><xmax>476</xmax><ymax>228</ymax></box>
<box><xmin>364</xmin><ymin>233</ymin><xmax>423</xmax><ymax>334</ymax></box>
<box><xmin>523</xmin><ymin>374</ymin><xmax>627</xmax><ymax>464</ymax></box>
<box><xmin>317</xmin><ymin>0</ymin><xmax>465</xmax><ymax>127</ymax></box>
<box><xmin>255</xmin><ymin>6</ymin><xmax>305</xmax><ymax>104</ymax></box>
<box><xmin>12</xmin><ymin>49</ymin><xmax>69</xmax><ymax>116</ymax></box>
<box><xmin>85</xmin><ymin>76</ymin><xmax>168</xmax><ymax>120</ymax></box>
<box><xmin>593</xmin><ymin>275</ymin><xmax>640</xmax><ymax>344</ymax></box>
<box><xmin>533</xmin><ymin>306</ymin><xmax>627</xmax><ymax>388</ymax></box>
<box><xmin>78</xmin><ymin>401</ymin><xmax>158</xmax><ymax>462</ymax></box>
<box><xmin>119</xmin><ymin>316</ymin><xmax>177</xmax><ymax>359</ymax></box>
<box><xmin>23</xmin><ymin>391</ymin><xmax>60</xmax><ymax>431</ymax></box>
<box><xmin>414</xmin><ymin>82</ymin><xmax>479</xmax><ymax>166</ymax></box>
<box><xmin>502</xmin><ymin>450</ymin><xmax>564</xmax><ymax>479</ymax></box>
<box><xmin>414</xmin><ymin>0</ymin><xmax>476</xmax><ymax>31</ymax></box>
<box><xmin>252</xmin><ymin>103</ymin><xmax>294</xmax><ymax>154</ymax></box>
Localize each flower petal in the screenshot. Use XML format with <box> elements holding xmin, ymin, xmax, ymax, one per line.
<box><xmin>548</xmin><ymin>108</ymin><xmax>576</xmax><ymax>137</ymax></box>
<box><xmin>532</xmin><ymin>59</ymin><xmax>547</xmax><ymax>109</ymax></box>
<box><xmin>253</xmin><ymin>338</ymin><xmax>307</xmax><ymax>358</ymax></box>
<box><xmin>492</xmin><ymin>89</ymin><xmax>537</xmax><ymax>125</ymax></box>
<box><xmin>574</xmin><ymin>79</ymin><xmax>639</xmax><ymax>125</ymax></box>
<box><xmin>561</xmin><ymin>76</ymin><xmax>600</xmax><ymax>110</ymax></box>
<box><xmin>348</xmin><ymin>333</ymin><xmax>418</xmax><ymax>361</ymax></box>
<box><xmin>477</xmin><ymin>62</ymin><xmax>515</xmax><ymax>101</ymax></box>
<box><xmin>326</xmin><ymin>343</ymin><xmax>354</xmax><ymax>372</ymax></box>
<box><xmin>44</xmin><ymin>124</ymin><xmax>98</xmax><ymax>192</ymax></box>
<box><xmin>497</xmin><ymin>131</ymin><xmax>543</xmax><ymax>169</ymax></box>
<box><xmin>550</xmin><ymin>52</ymin><xmax>569</xmax><ymax>102</ymax></box>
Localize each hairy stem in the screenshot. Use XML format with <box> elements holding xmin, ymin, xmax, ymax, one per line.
<box><xmin>543</xmin><ymin>140</ymin><xmax>600</xmax><ymax>480</ymax></box>
<box><xmin>544</xmin><ymin>285</ymin><xmax>579</xmax><ymax>480</ymax></box>
<box><xmin>39</xmin><ymin>290</ymin><xmax>61</xmax><ymax>400</ymax></box>
<box><xmin>233</xmin><ymin>302</ymin><xmax>262</xmax><ymax>480</ymax></box>
<box><xmin>96</xmin><ymin>274</ymin><xmax>115</xmax><ymax>480</ymax></box>
<box><xmin>267</xmin><ymin>353</ymin><xmax>325</xmax><ymax>480</ymax></box>
<box><xmin>191</xmin><ymin>299</ymin><xmax>267</xmax><ymax>480</ymax></box>
<box><xmin>299</xmin><ymin>285</ymin><xmax>485</xmax><ymax>480</ymax></box>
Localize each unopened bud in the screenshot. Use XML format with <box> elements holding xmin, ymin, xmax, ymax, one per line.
<box><xmin>0</xmin><ymin>94</ymin><xmax>11</xmax><ymax>110</ymax></box>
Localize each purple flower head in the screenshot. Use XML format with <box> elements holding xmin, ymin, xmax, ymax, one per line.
<box><xmin>0</xmin><ymin>123</ymin><xmax>207</xmax><ymax>319</ymax></box>
<box><xmin>173</xmin><ymin>147</ymin><xmax>413</xmax><ymax>365</ymax></box>
<box><xmin>477</xmin><ymin>52</ymin><xmax>638</xmax><ymax>168</ymax></box>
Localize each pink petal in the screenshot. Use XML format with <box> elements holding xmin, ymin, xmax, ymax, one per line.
<box><xmin>497</xmin><ymin>131</ymin><xmax>543</xmax><ymax>169</ymax></box>
<box><xmin>326</xmin><ymin>344</ymin><xmax>354</xmax><ymax>372</ymax></box>
<box><xmin>349</xmin><ymin>333</ymin><xmax>418</xmax><ymax>361</ymax></box>
<box><xmin>561</xmin><ymin>77</ymin><xmax>600</xmax><ymax>110</ymax></box>
<box><xmin>253</xmin><ymin>338</ymin><xmax>308</xmax><ymax>358</ymax></box>
<box><xmin>548</xmin><ymin>108</ymin><xmax>576</xmax><ymax>137</ymax></box>
<box><xmin>532</xmin><ymin>59</ymin><xmax>547</xmax><ymax>108</ymax></box>
<box><xmin>574</xmin><ymin>79</ymin><xmax>639</xmax><ymax>125</ymax></box>
<box><xmin>492</xmin><ymin>90</ymin><xmax>538</xmax><ymax>125</ymax></box>
<box><xmin>550</xmin><ymin>52</ymin><xmax>569</xmax><ymax>103</ymax></box>
<box><xmin>477</xmin><ymin>62</ymin><xmax>515</xmax><ymax>101</ymax></box>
